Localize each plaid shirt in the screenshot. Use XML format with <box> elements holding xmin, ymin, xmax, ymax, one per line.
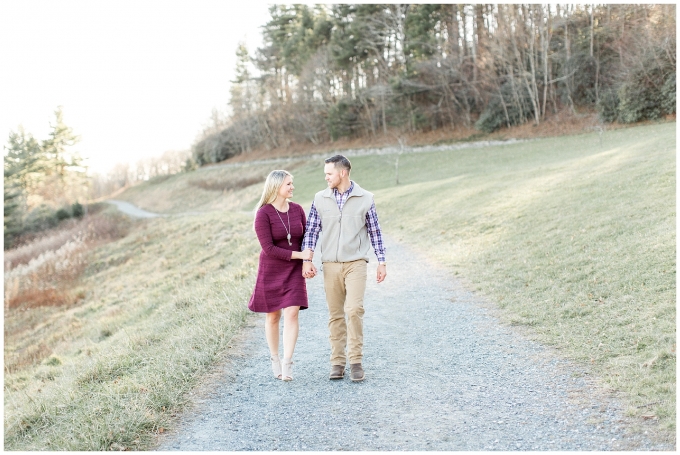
<box><xmin>302</xmin><ymin>182</ymin><xmax>386</xmax><ymax>263</ymax></box>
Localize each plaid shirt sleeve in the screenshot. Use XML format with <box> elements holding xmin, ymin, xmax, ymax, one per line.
<box><xmin>302</xmin><ymin>201</ymin><xmax>322</xmax><ymax>252</ymax></box>
<box><xmin>365</xmin><ymin>200</ymin><xmax>386</xmax><ymax>263</ymax></box>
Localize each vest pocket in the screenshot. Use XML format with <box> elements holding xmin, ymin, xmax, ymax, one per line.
<box><xmin>344</xmin><ymin>215</ymin><xmax>365</xmax><ymax>231</ymax></box>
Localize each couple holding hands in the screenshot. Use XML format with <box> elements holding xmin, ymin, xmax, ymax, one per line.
<box><xmin>248</xmin><ymin>155</ymin><xmax>387</xmax><ymax>382</ymax></box>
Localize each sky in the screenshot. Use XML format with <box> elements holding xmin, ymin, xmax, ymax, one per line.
<box><xmin>0</xmin><ymin>0</ymin><xmax>272</xmax><ymax>174</ymax></box>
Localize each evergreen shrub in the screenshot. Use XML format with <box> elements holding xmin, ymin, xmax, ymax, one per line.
<box><xmin>617</xmin><ymin>49</ymin><xmax>675</xmax><ymax>123</ymax></box>
<box><xmin>56</xmin><ymin>208</ymin><xmax>71</xmax><ymax>221</ymax></box>
<box><xmin>476</xmin><ymin>82</ymin><xmax>534</xmax><ymax>133</ymax></box>
<box><xmin>568</xmin><ymin>54</ymin><xmax>598</xmax><ymax>106</ymax></box>
<box><xmin>660</xmin><ymin>72</ymin><xmax>676</xmax><ymax>115</ymax></box>
<box><xmin>326</xmin><ymin>98</ymin><xmax>361</xmax><ymax>140</ymax></box>
<box><xmin>597</xmin><ymin>89</ymin><xmax>620</xmax><ymax>123</ymax></box>
<box><xmin>410</xmin><ymin>108</ymin><xmax>429</xmax><ymax>131</ymax></box>
<box><xmin>23</xmin><ymin>205</ymin><xmax>60</xmax><ymax>233</ymax></box>
<box><xmin>72</xmin><ymin>202</ymin><xmax>84</xmax><ymax>218</ymax></box>
<box><xmin>192</xmin><ymin>131</ymin><xmax>240</xmax><ymax>165</ymax></box>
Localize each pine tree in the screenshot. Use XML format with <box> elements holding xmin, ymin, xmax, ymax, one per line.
<box><xmin>3</xmin><ymin>127</ymin><xmax>44</xmax><ymax>246</ymax></box>
<box><xmin>3</xmin><ymin>108</ymin><xmax>88</xmax><ymax>247</ymax></box>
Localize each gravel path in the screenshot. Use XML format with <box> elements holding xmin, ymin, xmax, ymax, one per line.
<box><xmin>156</xmin><ymin>236</ymin><xmax>668</xmax><ymax>451</ymax></box>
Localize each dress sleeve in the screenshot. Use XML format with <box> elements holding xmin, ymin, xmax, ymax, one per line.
<box><xmin>300</xmin><ymin>203</ymin><xmax>307</xmax><ymax>236</ymax></box>
<box><xmin>254</xmin><ymin>208</ymin><xmax>293</xmax><ymax>261</ymax></box>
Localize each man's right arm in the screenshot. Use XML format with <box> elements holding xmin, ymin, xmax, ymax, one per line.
<box><xmin>302</xmin><ymin>201</ymin><xmax>322</xmax><ymax>278</ymax></box>
<box><xmin>302</xmin><ymin>201</ymin><xmax>322</xmax><ymax>252</ymax></box>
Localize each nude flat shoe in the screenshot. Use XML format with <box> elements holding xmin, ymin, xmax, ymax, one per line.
<box><xmin>282</xmin><ymin>358</ymin><xmax>293</xmax><ymax>381</ymax></box>
<box><xmin>271</xmin><ymin>356</ymin><xmax>282</xmax><ymax>380</ymax></box>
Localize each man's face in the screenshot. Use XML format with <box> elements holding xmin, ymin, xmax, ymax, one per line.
<box><xmin>324</xmin><ymin>162</ymin><xmax>344</xmax><ymax>189</ymax></box>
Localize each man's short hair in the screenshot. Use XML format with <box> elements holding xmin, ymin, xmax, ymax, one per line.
<box><xmin>325</xmin><ymin>154</ymin><xmax>351</xmax><ymax>172</ymax></box>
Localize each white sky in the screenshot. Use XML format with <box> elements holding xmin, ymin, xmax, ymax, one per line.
<box><xmin>0</xmin><ymin>0</ymin><xmax>271</xmax><ymax>174</ymax></box>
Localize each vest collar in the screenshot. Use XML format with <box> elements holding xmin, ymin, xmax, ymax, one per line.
<box><xmin>323</xmin><ymin>180</ymin><xmax>365</xmax><ymax>198</ymax></box>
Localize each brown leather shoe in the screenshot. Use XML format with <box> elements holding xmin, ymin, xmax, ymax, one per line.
<box><xmin>329</xmin><ymin>365</ymin><xmax>345</xmax><ymax>380</ymax></box>
<box><xmin>350</xmin><ymin>363</ymin><xmax>365</xmax><ymax>382</ymax></box>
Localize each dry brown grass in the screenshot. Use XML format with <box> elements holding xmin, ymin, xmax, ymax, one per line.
<box><xmin>4</xmin><ymin>224</ymin><xmax>83</xmax><ymax>269</ymax></box>
<box><xmin>4</xmin><ymin>220</ymin><xmax>87</xmax><ymax>271</ymax></box>
<box><xmin>4</xmin><ymin>212</ymin><xmax>130</xmax><ymax>310</ymax></box>
<box><xmin>4</xmin><ymin>343</ymin><xmax>52</xmax><ymax>374</ymax></box>
<box><xmin>5</xmin><ymin>284</ymin><xmax>82</xmax><ymax>311</ymax></box>
<box><xmin>5</xmin><ymin>203</ymin><xmax>112</xmax><ymax>268</ymax></box>
<box><xmin>4</xmin><ymin>209</ymin><xmax>131</xmax><ymax>379</ymax></box>
<box><xmin>4</xmin><ymin>208</ymin><xmax>260</xmax><ymax>450</ymax></box>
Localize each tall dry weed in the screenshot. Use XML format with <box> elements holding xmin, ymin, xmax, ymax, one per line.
<box><xmin>4</xmin><ymin>343</ymin><xmax>52</xmax><ymax>374</ymax></box>
<box><xmin>4</xmin><ymin>209</ymin><xmax>125</xmax><ymax>268</ymax></box>
<box><xmin>5</xmin><ymin>223</ymin><xmax>81</xmax><ymax>269</ymax></box>
<box><xmin>4</xmin><ymin>213</ymin><xmax>129</xmax><ymax>309</ymax></box>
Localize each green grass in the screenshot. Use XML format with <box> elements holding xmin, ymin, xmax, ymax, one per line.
<box><xmin>5</xmin><ymin>121</ymin><xmax>675</xmax><ymax>448</ymax></box>
<box><xmin>4</xmin><ymin>210</ymin><xmax>260</xmax><ymax>450</ymax></box>
<box><xmin>286</xmin><ymin>121</ymin><xmax>675</xmax><ymax>434</ymax></box>
<box><xmin>342</xmin><ymin>122</ymin><xmax>675</xmax><ymax>433</ymax></box>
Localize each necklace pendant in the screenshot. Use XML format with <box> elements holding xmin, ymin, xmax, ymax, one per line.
<box><xmin>287</xmin><ymin>233</ymin><xmax>292</xmax><ymax>246</ymax></box>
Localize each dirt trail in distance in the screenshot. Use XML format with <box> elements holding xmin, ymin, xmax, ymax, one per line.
<box><xmin>105</xmin><ymin>200</ymin><xmax>165</xmax><ymax>218</ymax></box>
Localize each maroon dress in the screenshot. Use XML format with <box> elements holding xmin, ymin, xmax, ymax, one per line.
<box><xmin>248</xmin><ymin>202</ymin><xmax>309</xmax><ymax>313</ymax></box>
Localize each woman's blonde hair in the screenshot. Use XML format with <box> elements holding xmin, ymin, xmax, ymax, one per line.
<box><xmin>254</xmin><ymin>170</ymin><xmax>292</xmax><ymax>213</ymax></box>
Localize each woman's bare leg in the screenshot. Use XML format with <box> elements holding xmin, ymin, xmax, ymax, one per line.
<box><xmin>265</xmin><ymin>310</ymin><xmax>282</xmax><ymax>358</ymax></box>
<box><xmin>282</xmin><ymin>306</ymin><xmax>300</xmax><ymax>361</ymax></box>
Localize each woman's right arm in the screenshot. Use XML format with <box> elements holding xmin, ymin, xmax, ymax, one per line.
<box><xmin>254</xmin><ymin>209</ymin><xmax>294</xmax><ymax>261</ymax></box>
<box><xmin>291</xmin><ymin>249</ymin><xmax>313</xmax><ymax>261</ymax></box>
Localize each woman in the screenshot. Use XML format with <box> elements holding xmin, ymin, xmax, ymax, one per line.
<box><xmin>248</xmin><ymin>170</ymin><xmax>314</xmax><ymax>381</ymax></box>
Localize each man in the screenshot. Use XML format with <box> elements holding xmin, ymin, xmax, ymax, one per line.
<box><xmin>302</xmin><ymin>154</ymin><xmax>387</xmax><ymax>382</ymax></box>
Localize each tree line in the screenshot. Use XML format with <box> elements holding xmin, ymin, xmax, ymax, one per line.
<box><xmin>193</xmin><ymin>4</ymin><xmax>676</xmax><ymax>165</ymax></box>
<box><xmin>3</xmin><ymin>108</ymin><xmax>192</xmax><ymax>249</ymax></box>
<box><xmin>4</xmin><ymin>108</ymin><xmax>89</xmax><ymax>248</ymax></box>
<box><xmin>88</xmin><ymin>149</ymin><xmax>192</xmax><ymax>201</ymax></box>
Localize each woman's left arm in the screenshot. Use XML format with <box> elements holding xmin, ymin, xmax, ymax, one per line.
<box><xmin>255</xmin><ymin>209</ymin><xmax>294</xmax><ymax>261</ymax></box>
<box><xmin>300</xmin><ymin>203</ymin><xmax>307</xmax><ymax>235</ymax></box>
<box><xmin>294</xmin><ymin>204</ymin><xmax>313</xmax><ymax>261</ymax></box>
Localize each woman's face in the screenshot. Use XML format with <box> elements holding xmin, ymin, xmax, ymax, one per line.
<box><xmin>278</xmin><ymin>175</ymin><xmax>294</xmax><ymax>200</ymax></box>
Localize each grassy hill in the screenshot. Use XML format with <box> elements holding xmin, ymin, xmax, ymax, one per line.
<box><xmin>4</xmin><ymin>121</ymin><xmax>675</xmax><ymax>449</ymax></box>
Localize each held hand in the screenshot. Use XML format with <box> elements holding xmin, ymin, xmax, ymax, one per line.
<box><xmin>302</xmin><ymin>261</ymin><xmax>316</xmax><ymax>279</ymax></box>
<box><xmin>376</xmin><ymin>264</ymin><xmax>387</xmax><ymax>283</ymax></box>
<box><xmin>299</xmin><ymin>248</ymin><xmax>314</xmax><ymax>261</ymax></box>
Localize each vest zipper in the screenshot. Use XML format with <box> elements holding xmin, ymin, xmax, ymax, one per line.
<box><xmin>332</xmin><ymin>191</ymin><xmax>353</xmax><ymax>262</ymax></box>
<box><xmin>336</xmin><ymin>210</ymin><xmax>342</xmax><ymax>262</ymax></box>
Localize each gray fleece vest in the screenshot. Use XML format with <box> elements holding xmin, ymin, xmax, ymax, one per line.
<box><xmin>314</xmin><ymin>181</ymin><xmax>374</xmax><ymax>263</ymax></box>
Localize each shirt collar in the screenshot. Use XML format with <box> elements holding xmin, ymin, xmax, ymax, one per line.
<box><xmin>333</xmin><ymin>181</ymin><xmax>354</xmax><ymax>197</ymax></box>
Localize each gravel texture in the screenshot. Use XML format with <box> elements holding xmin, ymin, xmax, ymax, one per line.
<box><xmin>156</xmin><ymin>236</ymin><xmax>670</xmax><ymax>451</ymax></box>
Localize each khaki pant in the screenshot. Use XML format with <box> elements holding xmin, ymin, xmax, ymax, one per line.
<box><xmin>322</xmin><ymin>260</ymin><xmax>367</xmax><ymax>366</ymax></box>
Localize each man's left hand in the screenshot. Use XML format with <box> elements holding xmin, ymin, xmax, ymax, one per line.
<box><xmin>376</xmin><ymin>264</ymin><xmax>387</xmax><ymax>283</ymax></box>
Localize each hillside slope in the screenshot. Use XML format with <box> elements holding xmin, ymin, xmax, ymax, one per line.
<box><xmin>123</xmin><ymin>121</ymin><xmax>677</xmax><ymax>432</ymax></box>
<box><xmin>4</xmin><ymin>122</ymin><xmax>675</xmax><ymax>449</ymax></box>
